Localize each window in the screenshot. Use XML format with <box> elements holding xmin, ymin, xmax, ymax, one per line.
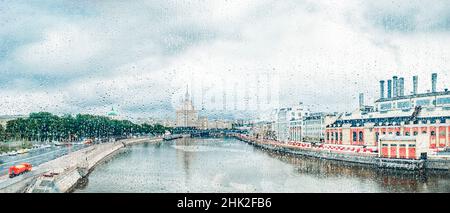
<box><xmin>405</xmin><ymin>132</ymin><xmax>410</xmax><ymax>136</ymax></box>
<box><xmin>380</xmin><ymin>103</ymin><xmax>392</xmax><ymax>111</ymax></box>
<box><xmin>397</xmin><ymin>101</ymin><xmax>411</xmax><ymax>109</ymax></box>
<box><xmin>400</xmin><ymin>144</ymin><xmax>406</xmax><ymax>147</ymax></box>
<box><xmin>436</xmin><ymin>97</ymin><xmax>450</xmax><ymax>105</ymax></box>
<box><xmin>353</xmin><ymin>132</ymin><xmax>357</xmax><ymax>142</ymax></box>
<box><xmin>335</xmin><ymin>133</ymin><xmax>338</xmax><ymax>141</ymax></box>
<box><xmin>416</xmin><ymin>99</ymin><xmax>430</xmax><ymax>106</ymax></box>
<box><xmin>327</xmin><ymin>132</ymin><xmax>329</xmax><ymax>140</ymax></box>
<box><xmin>358</xmin><ymin>131</ymin><xmax>363</xmax><ymax>141</ymax></box>
<box><xmin>413</xmin><ymin>131</ymin><xmax>418</xmax><ymax>136</ymax></box>
<box><xmin>431</xmin><ymin>131</ymin><xmax>436</xmax><ymax>136</ymax></box>
<box><xmin>440</xmin><ymin>130</ymin><xmax>446</xmax><ymax>136</ymax></box>
<box><xmin>422</xmin><ymin>131</ymin><xmax>427</xmax><ymax>134</ymax></box>
<box><xmin>396</xmin><ymin>131</ymin><xmax>400</xmax><ymax>136</ymax></box>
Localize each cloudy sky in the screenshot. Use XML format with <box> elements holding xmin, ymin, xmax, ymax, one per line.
<box><xmin>0</xmin><ymin>0</ymin><xmax>449</xmax><ymax>120</ymax></box>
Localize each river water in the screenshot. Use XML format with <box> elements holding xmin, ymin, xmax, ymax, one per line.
<box><xmin>74</xmin><ymin>137</ymin><xmax>450</xmax><ymax>193</ymax></box>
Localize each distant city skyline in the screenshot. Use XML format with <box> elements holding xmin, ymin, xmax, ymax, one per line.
<box><xmin>0</xmin><ymin>0</ymin><xmax>449</xmax><ymax>119</ymax></box>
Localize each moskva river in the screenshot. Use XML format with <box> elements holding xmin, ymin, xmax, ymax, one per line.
<box><xmin>74</xmin><ymin>137</ymin><xmax>450</xmax><ymax>193</ymax></box>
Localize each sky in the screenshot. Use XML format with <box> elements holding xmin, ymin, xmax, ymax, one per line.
<box><xmin>0</xmin><ymin>0</ymin><xmax>449</xmax><ymax>120</ymax></box>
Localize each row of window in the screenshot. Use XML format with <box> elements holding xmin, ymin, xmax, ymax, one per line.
<box><xmin>381</xmin><ymin>144</ymin><xmax>416</xmax><ymax>147</ymax></box>
<box><xmin>379</xmin><ymin>97</ymin><xmax>450</xmax><ymax>111</ymax></box>
<box><xmin>327</xmin><ymin>131</ymin><xmax>365</xmax><ymax>142</ymax></box>
<box><xmin>326</xmin><ymin>132</ymin><xmax>343</xmax><ymax>141</ymax></box>
<box><xmin>327</xmin><ymin>129</ymin><xmax>447</xmax><ymax>143</ymax></box>
<box><xmin>352</xmin><ymin>131</ymin><xmax>363</xmax><ymax>142</ymax></box>
<box><xmin>376</xmin><ymin>130</ymin><xmax>445</xmax><ymax>136</ymax></box>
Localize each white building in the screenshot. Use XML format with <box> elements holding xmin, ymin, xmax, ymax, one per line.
<box><xmin>289</xmin><ymin>104</ymin><xmax>310</xmax><ymax>142</ymax></box>
<box><xmin>303</xmin><ymin>112</ymin><xmax>338</xmax><ymax>142</ymax></box>
<box><xmin>176</xmin><ymin>87</ymin><xmax>199</xmax><ymax>128</ymax></box>
<box><xmin>271</xmin><ymin>108</ymin><xmax>290</xmax><ymax>142</ymax></box>
<box><xmin>271</xmin><ymin>103</ymin><xmax>310</xmax><ymax>143</ymax></box>
<box><xmin>207</xmin><ymin>120</ymin><xmax>233</xmax><ymax>129</ymax></box>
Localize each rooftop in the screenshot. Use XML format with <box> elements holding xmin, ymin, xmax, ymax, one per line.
<box><xmin>375</xmin><ymin>90</ymin><xmax>450</xmax><ymax>103</ymax></box>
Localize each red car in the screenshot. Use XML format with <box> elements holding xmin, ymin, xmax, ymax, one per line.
<box><xmin>9</xmin><ymin>163</ymin><xmax>32</xmax><ymax>178</ymax></box>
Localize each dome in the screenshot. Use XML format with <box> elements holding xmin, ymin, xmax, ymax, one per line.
<box><xmin>107</xmin><ymin>107</ymin><xmax>119</xmax><ymax>116</ymax></box>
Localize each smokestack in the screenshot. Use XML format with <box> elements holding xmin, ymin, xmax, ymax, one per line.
<box><xmin>399</xmin><ymin>77</ymin><xmax>405</xmax><ymax>96</ymax></box>
<box><xmin>380</xmin><ymin>80</ymin><xmax>385</xmax><ymax>99</ymax></box>
<box><xmin>392</xmin><ymin>76</ymin><xmax>398</xmax><ymax>97</ymax></box>
<box><xmin>387</xmin><ymin>80</ymin><xmax>392</xmax><ymax>98</ymax></box>
<box><xmin>432</xmin><ymin>73</ymin><xmax>437</xmax><ymax>93</ymax></box>
<box><xmin>413</xmin><ymin>75</ymin><xmax>418</xmax><ymax>95</ymax></box>
<box><xmin>359</xmin><ymin>93</ymin><xmax>364</xmax><ymax>109</ymax></box>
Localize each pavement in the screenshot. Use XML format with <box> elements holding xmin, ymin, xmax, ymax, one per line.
<box><xmin>0</xmin><ymin>144</ymin><xmax>88</xmax><ymax>177</ymax></box>
<box><xmin>0</xmin><ymin>137</ymin><xmax>163</xmax><ymax>192</ymax></box>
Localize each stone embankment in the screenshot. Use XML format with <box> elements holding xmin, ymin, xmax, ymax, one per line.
<box><xmin>0</xmin><ymin>137</ymin><xmax>162</xmax><ymax>193</ymax></box>
<box><xmin>237</xmin><ymin>136</ymin><xmax>450</xmax><ymax>172</ymax></box>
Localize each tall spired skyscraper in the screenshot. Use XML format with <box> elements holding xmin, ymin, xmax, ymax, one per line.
<box><xmin>176</xmin><ymin>85</ymin><xmax>199</xmax><ymax>127</ymax></box>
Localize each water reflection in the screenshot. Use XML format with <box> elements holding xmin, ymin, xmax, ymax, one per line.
<box><xmin>175</xmin><ymin>138</ymin><xmax>196</xmax><ymax>185</ymax></box>
<box><xmin>74</xmin><ymin>137</ymin><xmax>450</xmax><ymax>193</ymax></box>
<box><xmin>258</xmin><ymin>147</ymin><xmax>450</xmax><ymax>192</ymax></box>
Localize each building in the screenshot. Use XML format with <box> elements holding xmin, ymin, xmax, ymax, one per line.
<box><xmin>176</xmin><ymin>86</ymin><xmax>199</xmax><ymax>128</ymax></box>
<box><xmin>196</xmin><ymin>116</ymin><xmax>209</xmax><ymax>130</ymax></box>
<box><xmin>303</xmin><ymin>112</ymin><xmax>338</xmax><ymax>143</ymax></box>
<box><xmin>288</xmin><ymin>104</ymin><xmax>310</xmax><ymax>142</ymax></box>
<box><xmin>107</xmin><ymin>107</ymin><xmax>124</xmax><ymax>120</ymax></box>
<box><xmin>250</xmin><ymin>121</ymin><xmax>274</xmax><ymax>139</ymax></box>
<box><xmin>271</xmin><ymin>103</ymin><xmax>309</xmax><ymax>143</ymax></box>
<box><xmin>378</xmin><ymin>135</ymin><xmax>429</xmax><ymax>159</ymax></box>
<box><xmin>271</xmin><ymin>108</ymin><xmax>290</xmax><ymax>142</ymax></box>
<box><xmin>207</xmin><ymin>120</ymin><xmax>233</xmax><ymax>129</ymax></box>
<box><xmin>326</xmin><ymin>73</ymin><xmax>450</xmax><ymax>151</ymax></box>
<box><xmin>172</xmin><ymin>86</ymin><xmax>233</xmax><ymax>130</ymax></box>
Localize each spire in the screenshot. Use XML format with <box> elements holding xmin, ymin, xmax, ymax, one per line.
<box><xmin>185</xmin><ymin>84</ymin><xmax>190</xmax><ymax>101</ymax></box>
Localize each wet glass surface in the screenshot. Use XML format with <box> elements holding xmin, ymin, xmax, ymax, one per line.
<box><xmin>75</xmin><ymin>138</ymin><xmax>450</xmax><ymax>193</ymax></box>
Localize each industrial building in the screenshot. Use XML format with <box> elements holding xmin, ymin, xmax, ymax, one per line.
<box><xmin>325</xmin><ymin>73</ymin><xmax>450</xmax><ymax>157</ymax></box>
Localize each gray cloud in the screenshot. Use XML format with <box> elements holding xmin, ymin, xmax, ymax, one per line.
<box><xmin>0</xmin><ymin>0</ymin><xmax>449</xmax><ymax>119</ymax></box>
<box><xmin>364</xmin><ymin>0</ymin><xmax>450</xmax><ymax>33</ymax></box>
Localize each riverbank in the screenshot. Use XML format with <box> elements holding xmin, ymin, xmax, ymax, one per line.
<box><xmin>236</xmin><ymin>135</ymin><xmax>450</xmax><ymax>172</ymax></box>
<box><xmin>0</xmin><ymin>137</ymin><xmax>162</xmax><ymax>193</ymax></box>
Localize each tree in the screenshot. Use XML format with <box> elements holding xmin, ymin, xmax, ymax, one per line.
<box><xmin>4</xmin><ymin>112</ymin><xmax>170</xmax><ymax>142</ymax></box>
<box><xmin>0</xmin><ymin>124</ymin><xmax>5</xmax><ymax>141</ymax></box>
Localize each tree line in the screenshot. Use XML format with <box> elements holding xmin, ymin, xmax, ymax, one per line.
<box><xmin>0</xmin><ymin>112</ymin><xmax>170</xmax><ymax>142</ymax></box>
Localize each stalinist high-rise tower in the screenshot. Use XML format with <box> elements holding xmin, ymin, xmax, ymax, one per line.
<box><xmin>176</xmin><ymin>86</ymin><xmax>199</xmax><ymax>127</ymax></box>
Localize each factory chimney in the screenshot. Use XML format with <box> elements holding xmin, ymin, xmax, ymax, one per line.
<box><xmin>392</xmin><ymin>76</ymin><xmax>398</xmax><ymax>97</ymax></box>
<box><xmin>359</xmin><ymin>93</ymin><xmax>364</xmax><ymax>109</ymax></box>
<box><xmin>379</xmin><ymin>80</ymin><xmax>385</xmax><ymax>99</ymax></box>
<box><xmin>387</xmin><ymin>80</ymin><xmax>392</xmax><ymax>98</ymax></box>
<box><xmin>399</xmin><ymin>77</ymin><xmax>405</xmax><ymax>96</ymax></box>
<box><xmin>412</xmin><ymin>75</ymin><xmax>418</xmax><ymax>95</ymax></box>
<box><xmin>431</xmin><ymin>73</ymin><xmax>437</xmax><ymax>93</ymax></box>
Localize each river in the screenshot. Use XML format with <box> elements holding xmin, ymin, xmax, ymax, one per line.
<box><xmin>74</xmin><ymin>137</ymin><xmax>450</xmax><ymax>193</ymax></box>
